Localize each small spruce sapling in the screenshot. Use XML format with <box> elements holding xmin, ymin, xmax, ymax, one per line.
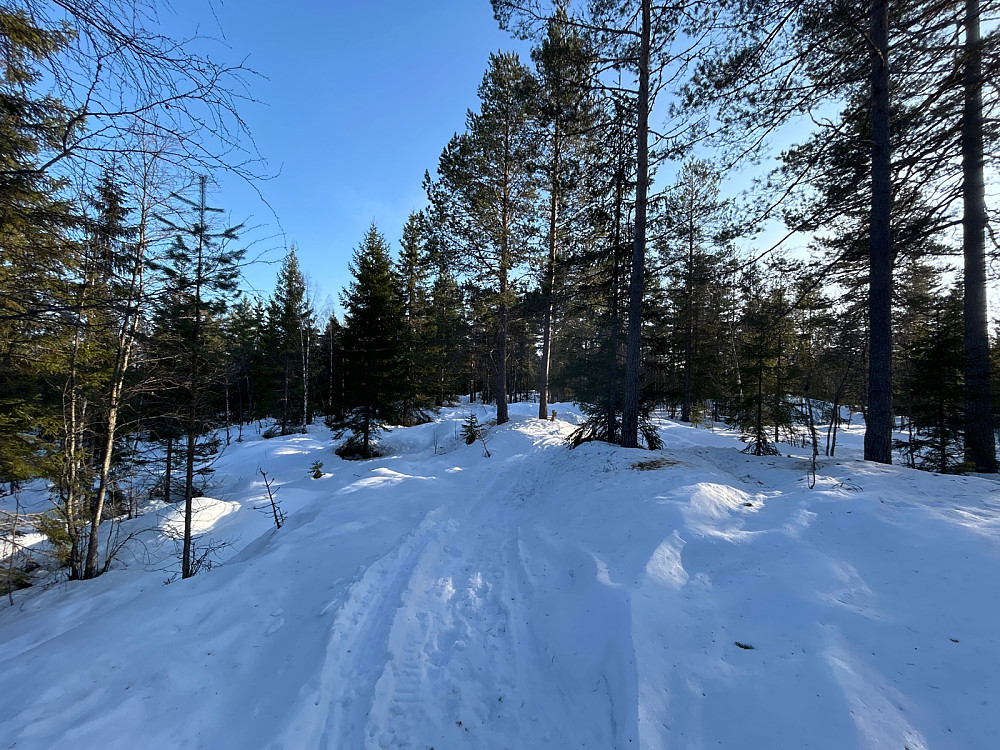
<box><xmin>461</xmin><ymin>414</ymin><xmax>491</xmax><ymax>457</ymax></box>
<box><xmin>310</xmin><ymin>460</ymin><xmax>324</xmax><ymax>479</ymax></box>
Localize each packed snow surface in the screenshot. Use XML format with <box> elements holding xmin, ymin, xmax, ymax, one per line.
<box><xmin>2</xmin><ymin>402</ymin><xmax>999</xmax><ymax>749</ymax></box>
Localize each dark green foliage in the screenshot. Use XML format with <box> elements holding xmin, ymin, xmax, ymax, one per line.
<box><xmin>317</xmin><ymin>312</ymin><xmax>346</xmax><ymax>420</ymax></box>
<box><xmin>427</xmin><ymin>51</ymin><xmax>541</xmax><ymax>425</ymax></box>
<box><xmin>335</xmin><ymin>434</ymin><xmax>383</xmax><ymax>461</ymax></box>
<box><xmin>728</xmin><ymin>264</ymin><xmax>795</xmax><ymax>457</ymax></box>
<box><xmin>337</xmin><ymin>224</ymin><xmax>407</xmax><ymax>460</ymax></box>
<box><xmin>34</xmin><ymin>510</ymin><xmax>73</xmax><ymax>566</ymax></box>
<box><xmin>0</xmin><ymin>8</ymin><xmax>76</xmax><ymax>484</ymax></box>
<box><xmin>396</xmin><ymin>212</ymin><xmax>439</xmax><ymax>425</ymax></box>
<box><xmin>655</xmin><ymin>159</ymin><xmax>736</xmax><ymax>424</ymax></box>
<box><xmin>569</xmin><ymin>411</ymin><xmax>663</xmax><ymax>451</ymax></box>
<box><xmin>263</xmin><ymin>248</ymin><xmax>314</xmax><ymax>433</ymax></box>
<box><xmin>151</xmin><ymin>176</ymin><xmax>244</xmax><ymax>578</ymax></box>
<box><xmin>461</xmin><ymin>413</ymin><xmax>492</xmax><ymax>457</ymax></box>
<box><xmin>427</xmin><ymin>267</ymin><xmax>468</xmax><ymax>406</ymax></box>
<box><xmin>895</xmin><ymin>283</ymin><xmax>966</xmax><ymax>473</ymax></box>
<box><xmin>310</xmin><ymin>460</ymin><xmax>324</xmax><ymax>479</ymax></box>
<box><xmin>461</xmin><ymin>413</ymin><xmax>485</xmax><ymax>445</ymax></box>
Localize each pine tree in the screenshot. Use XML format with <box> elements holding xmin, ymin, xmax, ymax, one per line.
<box><xmin>531</xmin><ymin>7</ymin><xmax>596</xmax><ymax>420</ymax></box>
<box><xmin>961</xmin><ymin>0</ymin><xmax>996</xmax><ymax>472</ymax></box>
<box><xmin>427</xmin><ymin>52</ymin><xmax>541</xmax><ymax>425</ymax></box>
<box><xmin>563</xmin><ymin>92</ymin><xmax>664</xmax><ymax>449</ymax></box>
<box><xmin>338</xmin><ymin>224</ymin><xmax>406</xmax><ymax>459</ymax></box>
<box><xmin>658</xmin><ymin>159</ymin><xmax>734</xmax><ymax>424</ymax></box>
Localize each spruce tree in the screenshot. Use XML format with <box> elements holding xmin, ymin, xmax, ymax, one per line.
<box><xmin>659</xmin><ymin>159</ymin><xmax>733</xmax><ymax>424</ymax></box>
<box><xmin>317</xmin><ymin>312</ymin><xmax>345</xmax><ymax>421</ymax></box>
<box><xmin>0</xmin><ymin>8</ymin><xmax>76</xmax><ymax>484</ymax></box>
<box><xmin>338</xmin><ymin>224</ymin><xmax>406</xmax><ymax>459</ymax></box>
<box><xmin>396</xmin><ymin>213</ymin><xmax>437</xmax><ymax>424</ymax></box>
<box><xmin>152</xmin><ymin>175</ymin><xmax>243</xmax><ymax>579</ymax></box>
<box><xmin>265</xmin><ymin>248</ymin><xmax>312</xmax><ymax>433</ymax></box>
<box><xmin>731</xmin><ymin>261</ymin><xmax>796</xmax><ymax>456</ymax></box>
<box><xmin>902</xmin><ymin>285</ymin><xmax>966</xmax><ymax>473</ymax></box>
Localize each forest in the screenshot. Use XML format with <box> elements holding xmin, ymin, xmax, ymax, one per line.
<box><xmin>2</xmin><ymin>0</ymin><xmax>999</xmax><ymax>587</ymax></box>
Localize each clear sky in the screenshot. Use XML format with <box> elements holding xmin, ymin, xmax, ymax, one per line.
<box><xmin>167</xmin><ymin>0</ymin><xmax>530</xmax><ymax>316</ymax></box>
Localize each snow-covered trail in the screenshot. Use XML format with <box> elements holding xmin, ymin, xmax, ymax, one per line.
<box><xmin>272</xmin><ymin>418</ymin><xmax>639</xmax><ymax>749</ymax></box>
<box><xmin>2</xmin><ymin>404</ymin><xmax>999</xmax><ymax>749</ymax></box>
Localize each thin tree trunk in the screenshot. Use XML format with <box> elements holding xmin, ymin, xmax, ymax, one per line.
<box><xmin>181</xmin><ymin>423</ymin><xmax>196</xmax><ymax>579</ymax></box>
<box><xmin>962</xmin><ymin>0</ymin><xmax>997</xmax><ymax>472</ymax></box>
<box><xmin>182</xmin><ymin>177</ymin><xmax>207</xmax><ymax>580</ymax></box>
<box><xmin>755</xmin><ymin>353</ymin><xmax>765</xmax><ymax>455</ymax></box>
<box><xmin>605</xmin><ymin>147</ymin><xmax>626</xmax><ymax>443</ymax></box>
<box><xmin>83</xmin><ymin>340</ymin><xmax>133</xmax><ymax>578</ymax></box>
<box><xmin>87</xmin><ymin>272</ymin><xmax>146</xmax><ymax>577</ymax></box>
<box><xmin>681</xmin><ymin>219</ymin><xmax>694</xmax><ymax>423</ymax></box>
<box><xmin>281</xmin><ymin>354</ymin><xmax>290</xmax><ymax>435</ymax></box>
<box><xmin>363</xmin><ymin>402</ymin><xmax>371</xmax><ymax>456</ymax></box>
<box><xmin>64</xmin><ymin>292</ymin><xmax>89</xmax><ymax>581</ymax></box>
<box><xmin>826</xmin><ymin>399</ymin><xmax>838</xmax><ymax>457</ymax></box>
<box><xmin>864</xmin><ymin>0</ymin><xmax>893</xmax><ymax>464</ymax></box>
<box><xmin>164</xmin><ymin>436</ymin><xmax>172</xmax><ymax>504</ymax></box>
<box><xmin>301</xmin><ymin>324</ymin><xmax>311</xmax><ymax>427</ymax></box>
<box><xmin>621</xmin><ymin>0</ymin><xmax>651</xmax><ymax>449</ymax></box>
<box><xmin>497</xmin><ymin>298</ymin><xmax>510</xmax><ymax>425</ymax></box>
<box><xmin>774</xmin><ymin>333</ymin><xmax>782</xmax><ymax>445</ymax></box>
<box><xmin>64</xmin><ymin>383</ymin><xmax>84</xmax><ymax>580</ymax></box>
<box><xmin>539</xmin><ymin>126</ymin><xmax>560</xmax><ymax>420</ymax></box>
<box><xmin>497</xmin><ymin>259</ymin><xmax>510</xmax><ymax>425</ymax></box>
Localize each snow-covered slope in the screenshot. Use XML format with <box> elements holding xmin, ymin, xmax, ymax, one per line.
<box><xmin>2</xmin><ymin>403</ymin><xmax>999</xmax><ymax>749</ymax></box>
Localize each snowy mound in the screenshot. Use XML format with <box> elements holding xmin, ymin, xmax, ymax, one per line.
<box><xmin>2</xmin><ymin>402</ymin><xmax>999</xmax><ymax>748</ymax></box>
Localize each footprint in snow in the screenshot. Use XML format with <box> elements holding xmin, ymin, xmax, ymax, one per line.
<box><xmin>266</xmin><ymin>608</ymin><xmax>285</xmax><ymax>636</ymax></box>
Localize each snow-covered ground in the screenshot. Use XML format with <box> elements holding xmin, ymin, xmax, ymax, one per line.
<box><xmin>2</xmin><ymin>402</ymin><xmax>999</xmax><ymax>749</ymax></box>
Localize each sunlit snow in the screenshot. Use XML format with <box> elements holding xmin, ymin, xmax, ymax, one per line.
<box><xmin>2</xmin><ymin>402</ymin><xmax>999</xmax><ymax>749</ymax></box>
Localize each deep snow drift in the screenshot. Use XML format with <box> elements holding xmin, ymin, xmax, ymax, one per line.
<box><xmin>2</xmin><ymin>403</ymin><xmax>999</xmax><ymax>749</ymax></box>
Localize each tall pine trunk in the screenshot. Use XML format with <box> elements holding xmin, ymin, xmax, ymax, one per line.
<box><xmin>538</xmin><ymin>128</ymin><xmax>560</xmax><ymax>420</ymax></box>
<box><xmin>621</xmin><ymin>0</ymin><xmax>651</xmax><ymax>449</ymax></box>
<box><xmin>864</xmin><ymin>0</ymin><xmax>893</xmax><ymax>464</ymax></box>
<box><xmin>962</xmin><ymin>0</ymin><xmax>997</xmax><ymax>472</ymax></box>
<box><xmin>497</xmin><ymin>292</ymin><xmax>510</xmax><ymax>425</ymax></box>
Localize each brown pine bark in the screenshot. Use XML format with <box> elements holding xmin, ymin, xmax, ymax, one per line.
<box><xmin>962</xmin><ymin>0</ymin><xmax>997</xmax><ymax>472</ymax></box>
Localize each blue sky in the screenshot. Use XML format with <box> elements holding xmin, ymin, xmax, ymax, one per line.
<box><xmin>168</xmin><ymin>1</ymin><xmax>530</xmax><ymax>316</ymax></box>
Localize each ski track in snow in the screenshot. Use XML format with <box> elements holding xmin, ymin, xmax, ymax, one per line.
<box><xmin>2</xmin><ymin>405</ymin><xmax>1000</xmax><ymax>749</ymax></box>
<box><xmin>277</xmin><ymin>438</ymin><xmax>605</xmax><ymax>749</ymax></box>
